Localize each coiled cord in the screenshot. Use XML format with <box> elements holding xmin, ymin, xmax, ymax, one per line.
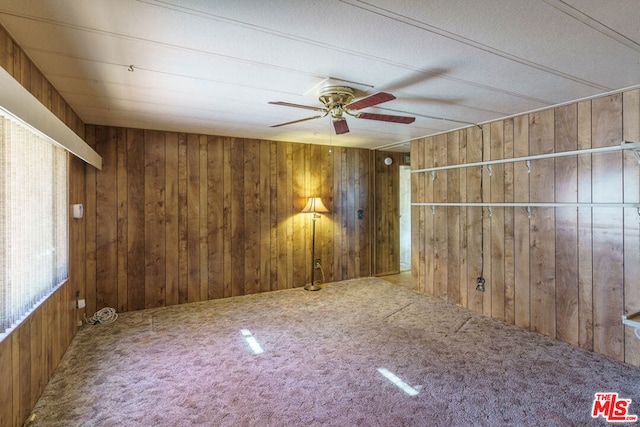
<box><xmin>85</xmin><ymin>307</ymin><xmax>118</xmax><ymax>325</ymax></box>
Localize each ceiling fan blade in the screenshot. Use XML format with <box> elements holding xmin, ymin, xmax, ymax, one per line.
<box><xmin>357</xmin><ymin>112</ymin><xmax>416</xmax><ymax>124</ymax></box>
<box><xmin>346</xmin><ymin>92</ymin><xmax>396</xmax><ymax>110</ymax></box>
<box><xmin>333</xmin><ymin>119</ymin><xmax>349</xmax><ymax>134</ymax></box>
<box><xmin>270</xmin><ymin>115</ymin><xmax>324</xmax><ymax>128</ymax></box>
<box><xmin>269</xmin><ymin>101</ymin><xmax>326</xmax><ymax>112</ymax></box>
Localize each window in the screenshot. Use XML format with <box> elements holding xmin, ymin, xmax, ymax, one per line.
<box><xmin>0</xmin><ymin>113</ymin><xmax>68</xmax><ymax>337</ymax></box>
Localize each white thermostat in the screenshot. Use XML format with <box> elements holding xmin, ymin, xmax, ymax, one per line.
<box><xmin>72</xmin><ymin>204</ymin><xmax>84</xmax><ymax>219</ymax></box>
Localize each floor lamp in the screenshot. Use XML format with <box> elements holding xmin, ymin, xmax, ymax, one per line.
<box><xmin>301</xmin><ymin>197</ymin><xmax>329</xmax><ymax>291</ymax></box>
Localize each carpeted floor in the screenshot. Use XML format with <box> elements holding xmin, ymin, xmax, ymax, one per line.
<box><xmin>27</xmin><ymin>277</ymin><xmax>640</xmax><ymax>426</ymax></box>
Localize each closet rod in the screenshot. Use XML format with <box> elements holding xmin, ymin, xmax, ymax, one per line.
<box><xmin>411</xmin><ymin>202</ymin><xmax>640</xmax><ymax>208</ymax></box>
<box><xmin>411</xmin><ymin>140</ymin><xmax>640</xmax><ymax>174</ymax></box>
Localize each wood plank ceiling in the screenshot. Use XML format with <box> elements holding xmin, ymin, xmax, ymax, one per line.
<box><xmin>0</xmin><ymin>0</ymin><xmax>638</xmax><ymax>151</ymax></box>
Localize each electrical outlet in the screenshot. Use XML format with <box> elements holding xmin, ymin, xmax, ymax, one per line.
<box><xmin>314</xmin><ymin>258</ymin><xmax>321</xmax><ymax>268</ymax></box>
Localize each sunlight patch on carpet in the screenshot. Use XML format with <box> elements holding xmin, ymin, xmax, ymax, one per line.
<box><xmin>377</xmin><ymin>368</ymin><xmax>419</xmax><ymax>396</ymax></box>
<box><xmin>240</xmin><ymin>329</ymin><xmax>264</xmax><ymax>354</ymax></box>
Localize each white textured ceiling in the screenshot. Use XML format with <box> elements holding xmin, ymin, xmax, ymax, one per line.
<box><xmin>0</xmin><ymin>0</ymin><xmax>639</xmax><ymax>152</ymax></box>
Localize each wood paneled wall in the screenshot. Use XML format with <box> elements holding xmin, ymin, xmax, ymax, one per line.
<box><xmin>0</xmin><ymin>26</ymin><xmax>87</xmax><ymax>427</ymax></box>
<box><xmin>411</xmin><ymin>91</ymin><xmax>640</xmax><ymax>366</ymax></box>
<box><xmin>83</xmin><ymin>126</ymin><xmax>373</xmax><ymax>313</ymax></box>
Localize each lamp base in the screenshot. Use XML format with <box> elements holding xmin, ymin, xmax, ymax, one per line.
<box><xmin>304</xmin><ymin>282</ymin><xmax>322</xmax><ymax>291</ymax></box>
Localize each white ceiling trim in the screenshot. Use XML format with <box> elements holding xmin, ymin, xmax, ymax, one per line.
<box><xmin>541</xmin><ymin>0</ymin><xmax>640</xmax><ymax>53</ymax></box>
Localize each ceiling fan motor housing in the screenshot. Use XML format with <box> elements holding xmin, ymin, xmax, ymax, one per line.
<box><xmin>318</xmin><ymin>86</ymin><xmax>355</xmax><ymax>119</ymax></box>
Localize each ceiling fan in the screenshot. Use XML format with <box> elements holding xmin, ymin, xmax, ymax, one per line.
<box><xmin>269</xmin><ymin>86</ymin><xmax>415</xmax><ymax>135</ymax></box>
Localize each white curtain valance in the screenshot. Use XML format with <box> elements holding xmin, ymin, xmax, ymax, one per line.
<box><xmin>0</xmin><ymin>65</ymin><xmax>101</xmax><ymax>170</ymax></box>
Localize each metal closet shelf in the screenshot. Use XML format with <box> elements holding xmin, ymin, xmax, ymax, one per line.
<box><xmin>411</xmin><ymin>140</ymin><xmax>640</xmax><ymax>174</ymax></box>
<box><xmin>410</xmin><ymin>140</ymin><xmax>640</xmax><ymax>212</ymax></box>
<box><xmin>411</xmin><ymin>202</ymin><xmax>640</xmax><ymax>208</ymax></box>
<box><xmin>623</xmin><ymin>312</ymin><xmax>640</xmax><ymax>339</ymax></box>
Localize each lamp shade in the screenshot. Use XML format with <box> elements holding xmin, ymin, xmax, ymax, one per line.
<box><xmin>301</xmin><ymin>197</ymin><xmax>329</xmax><ymax>213</ymax></box>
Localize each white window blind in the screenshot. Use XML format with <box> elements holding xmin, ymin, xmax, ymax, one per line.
<box><xmin>0</xmin><ymin>114</ymin><xmax>68</xmax><ymax>337</ymax></box>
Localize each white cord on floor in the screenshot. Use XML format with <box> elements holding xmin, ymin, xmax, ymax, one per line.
<box><xmin>86</xmin><ymin>307</ymin><xmax>118</xmax><ymax>325</ymax></box>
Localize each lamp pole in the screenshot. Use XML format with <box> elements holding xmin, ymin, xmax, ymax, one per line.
<box><xmin>301</xmin><ymin>197</ymin><xmax>328</xmax><ymax>291</ymax></box>
<box><xmin>305</xmin><ymin>212</ymin><xmax>321</xmax><ymax>291</ymax></box>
